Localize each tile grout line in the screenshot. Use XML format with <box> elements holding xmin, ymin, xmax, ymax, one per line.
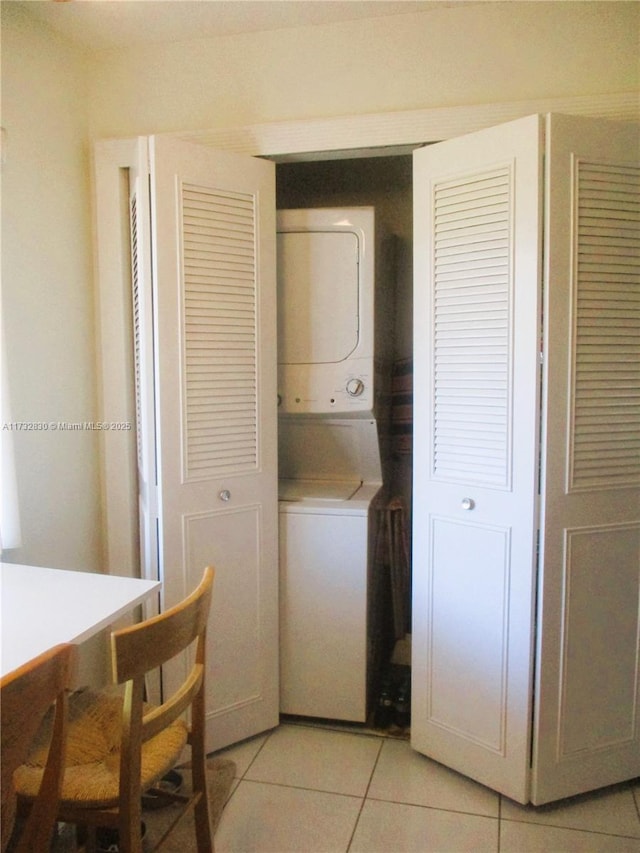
<box><xmin>499</xmin><ymin>815</ymin><xmax>640</xmax><ymax>841</ymax></box>
<box><xmin>363</xmin><ymin>793</ymin><xmax>503</xmax><ymax>823</ymax></box>
<box><xmin>219</xmin><ymin>724</ymin><xmax>279</xmax><ymax>809</ymax></box>
<box><xmin>633</xmin><ymin>785</ymin><xmax>640</xmax><ymax>823</ymax></box>
<box><xmin>345</xmin><ymin>735</ymin><xmax>385</xmax><ymax>852</ymax></box>
<box><xmin>226</xmin><ymin>777</ymin><xmax>366</xmax><ymax>798</ymax></box>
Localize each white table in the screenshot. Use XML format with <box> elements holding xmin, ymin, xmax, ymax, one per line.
<box><xmin>0</xmin><ymin>562</ymin><xmax>160</xmax><ymax>677</ymax></box>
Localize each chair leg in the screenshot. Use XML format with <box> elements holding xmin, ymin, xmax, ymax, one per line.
<box><xmin>188</xmin><ymin>732</ymin><xmax>213</xmax><ymax>853</ymax></box>
<box><xmin>118</xmin><ymin>805</ymin><xmax>144</xmax><ymax>853</ymax></box>
<box><xmin>192</xmin><ymin>757</ymin><xmax>214</xmax><ymax>853</ymax></box>
<box><xmin>190</xmin><ymin>685</ymin><xmax>214</xmax><ymax>853</ymax></box>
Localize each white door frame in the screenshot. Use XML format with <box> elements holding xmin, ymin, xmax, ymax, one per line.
<box><xmin>94</xmin><ymin>91</ymin><xmax>637</xmax><ymax>576</ymax></box>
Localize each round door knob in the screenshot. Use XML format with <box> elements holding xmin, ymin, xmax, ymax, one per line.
<box><xmin>219</xmin><ymin>490</ymin><xmax>231</xmax><ymax>502</ymax></box>
<box><xmin>461</xmin><ymin>497</ymin><xmax>475</xmax><ymax>510</ymax></box>
<box><xmin>346</xmin><ymin>378</ymin><xmax>365</xmax><ymax>397</ymax></box>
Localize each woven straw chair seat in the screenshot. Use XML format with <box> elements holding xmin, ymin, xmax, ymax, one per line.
<box><xmin>14</xmin><ymin>688</ymin><xmax>188</xmax><ymax>809</ymax></box>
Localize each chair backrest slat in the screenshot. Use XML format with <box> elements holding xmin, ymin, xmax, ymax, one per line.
<box><xmin>1</xmin><ymin>643</ymin><xmax>75</xmax><ymax>853</ymax></box>
<box><xmin>111</xmin><ymin>567</ymin><xmax>214</xmax><ymax>684</ymax></box>
<box><xmin>142</xmin><ymin>663</ymin><xmax>204</xmax><ymax>742</ymax></box>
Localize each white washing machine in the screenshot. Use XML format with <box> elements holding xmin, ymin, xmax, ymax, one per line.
<box><xmin>279</xmin><ymin>484</ymin><xmax>381</xmax><ymax>722</ymax></box>
<box><xmin>277</xmin><ymin>207</ymin><xmax>391</xmax><ymax>722</ymax></box>
<box><xmin>278</xmin><ymin>417</ymin><xmax>385</xmax><ymax>721</ymax></box>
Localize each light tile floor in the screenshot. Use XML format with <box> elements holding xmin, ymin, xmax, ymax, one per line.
<box><xmin>214</xmin><ymin>721</ymin><xmax>640</xmax><ymax>853</ymax></box>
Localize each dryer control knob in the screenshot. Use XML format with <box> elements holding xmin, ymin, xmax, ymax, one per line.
<box><xmin>346</xmin><ymin>378</ymin><xmax>365</xmax><ymax>397</ymax></box>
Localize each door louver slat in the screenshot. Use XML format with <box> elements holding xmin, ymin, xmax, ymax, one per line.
<box><xmin>432</xmin><ymin>168</ymin><xmax>512</xmax><ymax>486</ymax></box>
<box><xmin>570</xmin><ymin>161</ymin><xmax>640</xmax><ymax>489</ymax></box>
<box><xmin>181</xmin><ymin>182</ymin><xmax>258</xmax><ymax>479</ymax></box>
<box><xmin>130</xmin><ymin>193</ymin><xmax>145</xmax><ymax>476</ymax></box>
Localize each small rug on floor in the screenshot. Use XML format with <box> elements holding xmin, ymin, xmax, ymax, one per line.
<box><xmin>142</xmin><ymin>757</ymin><xmax>236</xmax><ymax>849</ymax></box>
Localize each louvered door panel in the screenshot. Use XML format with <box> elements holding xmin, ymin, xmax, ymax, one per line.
<box><xmin>150</xmin><ymin>136</ymin><xmax>278</xmax><ymax>753</ymax></box>
<box><xmin>533</xmin><ymin>114</ymin><xmax>640</xmax><ymax>805</ymax></box>
<box><xmin>412</xmin><ymin>114</ymin><xmax>542</xmax><ymax>805</ymax></box>
<box><xmin>433</xmin><ymin>168</ymin><xmax>512</xmax><ymax>487</ymax></box>
<box><xmin>570</xmin><ymin>162</ymin><xmax>640</xmax><ymax>489</ymax></box>
<box><xmin>182</xmin><ymin>184</ymin><xmax>258</xmax><ymax>479</ymax></box>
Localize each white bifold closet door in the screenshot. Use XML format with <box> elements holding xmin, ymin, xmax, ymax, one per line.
<box><xmin>412</xmin><ymin>114</ymin><xmax>543</xmax><ymax>805</ymax></box>
<box><xmin>532</xmin><ymin>114</ymin><xmax>640</xmax><ymax>804</ymax></box>
<box><xmin>412</xmin><ymin>113</ymin><xmax>639</xmax><ymax>805</ymax></box>
<box><xmin>142</xmin><ymin>136</ymin><xmax>279</xmax><ymax>753</ymax></box>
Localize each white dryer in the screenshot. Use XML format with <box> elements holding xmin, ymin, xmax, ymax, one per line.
<box><xmin>277</xmin><ymin>206</ymin><xmax>390</xmax><ymax>417</ymax></box>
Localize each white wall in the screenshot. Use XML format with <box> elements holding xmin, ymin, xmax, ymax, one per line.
<box><xmin>86</xmin><ymin>2</ymin><xmax>639</xmax><ymax>138</ymax></box>
<box><xmin>1</xmin><ymin>3</ymin><xmax>101</xmax><ymax>573</ymax></box>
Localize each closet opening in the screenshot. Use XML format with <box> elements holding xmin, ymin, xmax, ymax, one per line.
<box><xmin>275</xmin><ymin>154</ymin><xmax>414</xmax><ymax>732</ymax></box>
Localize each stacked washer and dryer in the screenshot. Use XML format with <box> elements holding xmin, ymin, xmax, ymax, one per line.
<box><xmin>277</xmin><ymin>207</ymin><xmax>392</xmax><ymax>723</ymax></box>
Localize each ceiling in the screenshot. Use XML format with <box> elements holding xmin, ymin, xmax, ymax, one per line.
<box><xmin>21</xmin><ymin>0</ymin><xmax>467</xmax><ymax>51</ymax></box>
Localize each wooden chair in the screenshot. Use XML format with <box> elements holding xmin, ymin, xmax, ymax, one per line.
<box><xmin>1</xmin><ymin>643</ymin><xmax>76</xmax><ymax>853</ymax></box>
<box><xmin>14</xmin><ymin>566</ymin><xmax>216</xmax><ymax>853</ymax></box>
